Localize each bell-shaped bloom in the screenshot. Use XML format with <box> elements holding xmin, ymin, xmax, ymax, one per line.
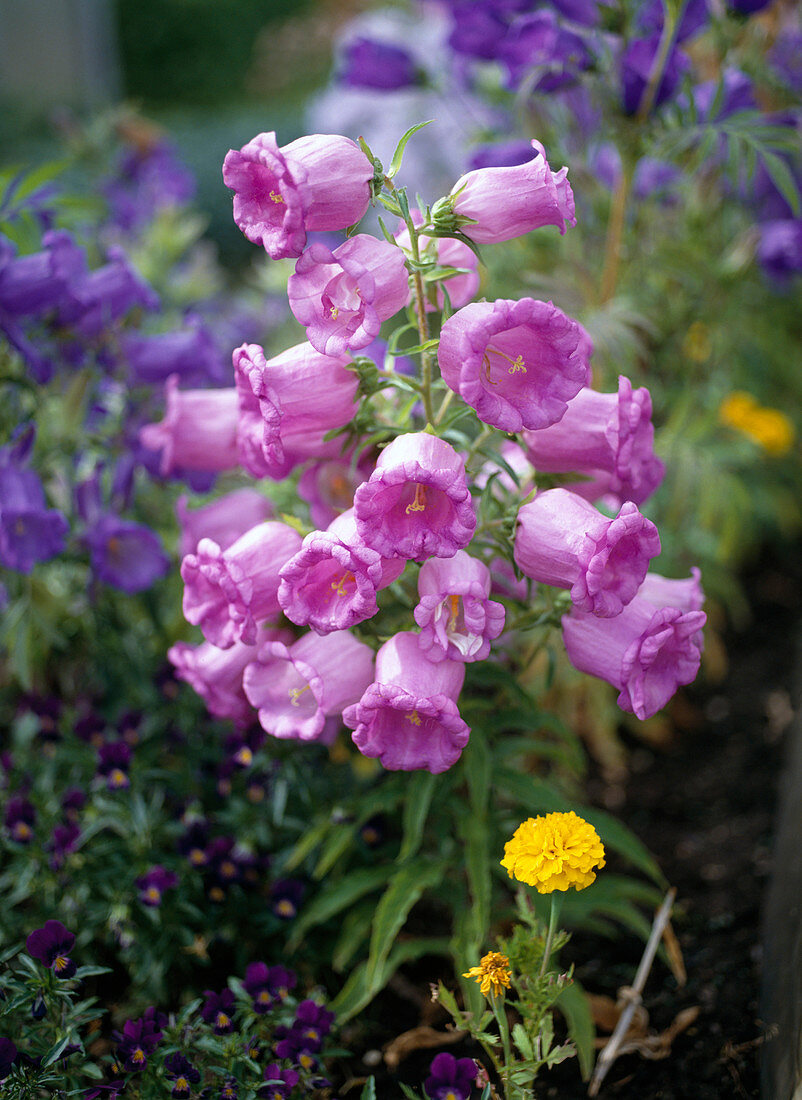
<box><xmin>287</xmin><ymin>234</ymin><xmax>409</xmax><ymax>358</ymax></box>
<box><xmin>445</xmin><ymin>140</ymin><xmax>576</xmax><ymax>243</ymax></box>
<box><xmin>278</xmin><ymin>508</ymin><xmax>405</xmax><ymax>634</ymax></box>
<box><xmin>297</xmin><ymin>449</ymin><xmax>373</xmax><ymax>528</ymax></box>
<box><xmin>176</xmin><ymin>489</ymin><xmax>273</xmax><ymax>557</ymax></box>
<box><xmin>86</xmin><ymin>514</ymin><xmax>170</xmax><ymax>593</ymax></box>
<box><xmin>621</xmin><ymin>35</ymin><xmax>690</xmax><ymax>116</ymax></box>
<box><xmin>0</xmin><ymin>460</ymin><xmax>68</xmax><ymax>574</ymax></box>
<box><xmin>414</xmin><ymin>550</ymin><xmax>506</xmax><ymax>662</ymax></box>
<box><xmin>181</xmin><ymin>521</ymin><xmax>303</xmax><ymax>648</ymax></box>
<box><xmin>139</xmin><ymin>376</ymin><xmax>240</xmax><ymax>477</ymax></box>
<box><xmin>343</xmin><ymin>631</ymin><xmax>469</xmax><ymax>773</ymax></box>
<box><xmin>521</xmin><ymin>376</ymin><xmax>665</xmax><ymax>506</ymax></box>
<box><xmin>121</xmin><ymin>322</ymin><xmax>225</xmax><ymax>387</ymax></box>
<box><xmin>639</xmin><ymin>567</ymin><xmax>705</xmax><ymax>615</ymax></box>
<box><xmin>234</xmin><ymin>341</ymin><xmax>358</xmax><ymax>479</ymax></box>
<box><xmin>222</xmin><ymin>131</ymin><xmax>374</xmax><ymax>260</ymax></box>
<box><xmin>0</xmin><ymin>230</ymin><xmax>85</xmax><ymax>317</ymax></box>
<box><xmin>499</xmin><ymin>11</ymin><xmax>593</xmax><ymax>94</ymax></box>
<box><xmin>562</xmin><ymin>595</ymin><xmax>706</xmax><ymax>720</ymax></box>
<box><xmin>243</xmin><ymin>630</ymin><xmax>374</xmax><ymax>741</ymax></box>
<box><xmin>339</xmin><ymin>36</ymin><xmax>420</xmax><ymax>90</ymax></box>
<box><xmin>56</xmin><ymin>246</ymin><xmax>158</xmax><ymax>338</ymax></box>
<box><xmin>514</xmin><ymin>489</ymin><xmax>661</xmax><ymax>617</ymax></box>
<box><xmin>438</xmin><ymin>297</ymin><xmax>591</xmax><ymax>433</ymax></box>
<box><xmin>395</xmin><ymin>214</ymin><xmax>479</xmax><ymax>311</ymax></box>
<box><xmin>757</xmin><ymin>220</ymin><xmax>802</xmax><ymax>282</ymax></box>
<box><xmin>354</xmin><ymin>432</ymin><xmax>476</xmax><ymax>561</ymax></box>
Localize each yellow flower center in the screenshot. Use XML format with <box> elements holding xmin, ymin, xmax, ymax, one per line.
<box><xmin>289</xmin><ymin>683</ymin><xmax>312</xmax><ymax>707</ymax></box>
<box><xmin>405</xmin><ymin>483</ymin><xmax>427</xmax><ymax>513</ymax></box>
<box><xmin>269</xmin><ymin>190</ymin><xmax>284</xmax><ymax>204</ymax></box>
<box><xmin>405</xmin><ymin>710</ymin><xmax>422</xmax><ymax>726</ymax></box>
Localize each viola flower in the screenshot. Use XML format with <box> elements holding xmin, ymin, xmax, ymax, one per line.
<box><xmin>260</xmin><ymin>1064</ymin><xmax>300</xmax><ymax>1099</ymax></box>
<box><xmin>26</xmin><ymin>920</ymin><xmax>77</xmax><ymax>978</ymax></box>
<box><xmin>177</xmin><ymin>820</ymin><xmax>211</xmax><ymax>868</ymax></box>
<box><xmin>561</xmin><ymin>595</ymin><xmax>706</xmax><ymax>720</ymax></box>
<box><xmin>223</xmin><ymin>131</ymin><xmax>374</xmax><ymax>259</ymax></box>
<box><xmin>201</xmin><ymin>988</ymin><xmax>237</xmax><ymax>1035</ymax></box>
<box><xmin>288</xmin><ymin>234</ymin><xmax>409</xmax><ymax>357</ymax></box>
<box><xmin>343</xmin><ymin>630</ymin><xmax>470</xmax><ymax>773</ymax></box>
<box><xmin>176</xmin><ymin>489</ymin><xmax>273</xmax><ymax>557</ymax></box>
<box><xmin>86</xmin><ymin>514</ymin><xmax>170</xmax><ymax>593</ymax></box>
<box><xmin>621</xmin><ymin>35</ymin><xmax>690</xmax><ymax>116</ymax></box>
<box><xmin>270</xmin><ymin>877</ymin><xmax>305</xmax><ymax>920</ymax></box>
<box><xmin>96</xmin><ymin>741</ymin><xmax>132</xmax><ymax>790</ymax></box>
<box><xmin>205</xmin><ymin>836</ymin><xmax>245</xmax><ymax>896</ymax></box>
<box><xmin>522</xmin><ymin>376</ymin><xmax>665</xmax><ymax>506</ymax></box>
<box><xmin>514</xmin><ymin>489</ymin><xmax>661</xmax><ymax>617</ymax></box>
<box><xmin>139</xmin><ymin>376</ymin><xmax>241</xmax><ymax>477</ymax></box>
<box><xmin>180</xmin><ymin>521</ymin><xmax>303</xmax><ymax>648</ymax></box>
<box><xmin>414</xmin><ymin>550</ymin><xmax>506</xmax><ymax>662</ymax></box>
<box><xmin>463</xmin><ymin>951</ymin><xmax>512</xmax><ymax>1000</ymax></box>
<box><xmin>441</xmin><ymin>139</ymin><xmax>576</xmax><ymax>243</ymax></box>
<box><xmin>354</xmin><ymin>433</ymin><xmax>476</xmax><ymax>561</ymax></box>
<box><xmin>243</xmin><ymin>963</ymin><xmax>275</xmax><ymax>1014</ymax></box>
<box><xmin>501</xmin><ymin>812</ymin><xmax>606</xmax><ymax>892</ymax></box>
<box><xmin>243</xmin><ymin>629</ymin><xmax>374</xmax><ymax>741</ymax></box>
<box><xmin>275</xmin><ymin>1000</ymin><xmax>334</xmax><ymax>1059</ymax></box>
<box><xmin>164</xmin><ymin>1052</ymin><xmax>201</xmax><ymax>1099</ymax></box>
<box><xmin>113</xmin><ymin>1011</ymin><xmax>164</xmax><ymax>1072</ymax></box>
<box><xmin>61</xmin><ymin>787</ymin><xmax>86</xmax><ymax>821</ymax></box>
<box><xmin>339</xmin><ymin>36</ymin><xmax>419</xmax><ymax>90</ymax></box>
<box><xmin>425</xmin><ymin>1052</ymin><xmax>480</xmax><ymax>1100</ymax></box>
<box><xmin>0</xmin><ymin>1038</ymin><xmax>17</xmax><ymax>1077</ymax></box>
<box><xmin>438</xmin><ymin>298</ymin><xmax>591</xmax><ymax>433</ymax></box>
<box><xmin>278</xmin><ymin>508</ymin><xmax>404</xmax><ymax>635</ymax></box>
<box><xmin>4</xmin><ymin>794</ymin><xmax>36</xmax><ymax>844</ymax></box>
<box><xmin>395</xmin><ymin>213</ymin><xmax>480</xmax><ymax>311</ymax></box>
<box><xmin>757</xmin><ymin>220</ymin><xmax>802</xmax><ymax>284</ymax></box>
<box><xmin>49</xmin><ymin>822</ymin><xmax>80</xmax><ymax>869</ymax></box>
<box><xmin>220</xmin><ymin>1077</ymin><xmax>239</xmax><ymax>1099</ymax></box>
<box><xmin>136</xmin><ymin>866</ymin><xmax>178</xmax><ymax>907</ymax></box>
<box><xmin>234</xmin><ymin>341</ymin><xmax>358</xmax><ymax>479</ymax></box>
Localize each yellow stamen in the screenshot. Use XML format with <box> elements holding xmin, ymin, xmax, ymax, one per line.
<box><xmin>405</xmin><ymin>483</ymin><xmax>427</xmax><ymax>514</ymax></box>
<box><xmin>330</xmin><ymin>306</ymin><xmax>339</xmax><ymax>319</ymax></box>
<box><xmin>269</xmin><ymin>190</ymin><xmax>284</xmax><ymax>204</ymax></box>
<box><xmin>289</xmin><ymin>684</ymin><xmax>312</xmax><ymax>706</ymax></box>
<box><xmin>507</xmin><ymin>353</ymin><xmax>526</xmax><ymax>374</ymax></box>
<box><xmin>405</xmin><ymin>710</ymin><xmax>422</xmax><ymax>726</ymax></box>
<box><xmin>330</xmin><ymin>571</ymin><xmax>355</xmax><ymax>596</ymax></box>
<box><xmin>447</xmin><ymin>593</ymin><xmax>460</xmax><ymax>633</ymax></box>
<box><xmin>484</xmin><ymin>345</ymin><xmax>527</xmax><ymax>381</ymax></box>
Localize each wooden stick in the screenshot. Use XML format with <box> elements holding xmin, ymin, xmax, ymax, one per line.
<box><xmin>588</xmin><ymin>888</ymin><xmax>677</xmax><ymax>1096</ymax></box>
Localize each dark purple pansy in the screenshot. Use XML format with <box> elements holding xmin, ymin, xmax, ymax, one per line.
<box><xmin>26</xmin><ymin>920</ymin><xmax>76</xmax><ymax>978</ymax></box>
<box><xmin>178</xmin><ymin>819</ymin><xmax>210</xmax><ymax>867</ymax></box>
<box><xmin>49</xmin><ymin>821</ymin><xmax>81</xmax><ymax>868</ymax></box>
<box><xmin>425</xmin><ymin>1052</ymin><xmax>478</xmax><ymax>1100</ymax></box>
<box><xmin>164</xmin><ymin>1051</ymin><xmax>201</xmax><ymax>1099</ymax></box>
<box><xmin>136</xmin><ymin>865</ymin><xmax>178</xmax><ymax>907</ymax></box>
<box><xmin>97</xmin><ymin>740</ymin><xmax>132</xmax><ymax>790</ymax></box>
<box><xmin>113</xmin><ymin>1011</ymin><xmax>163</xmax><ymax>1072</ymax></box>
<box><xmin>85</xmin><ymin>513</ymin><xmax>170</xmax><ymax>593</ymax></box>
<box><xmin>269</xmin><ymin>878</ymin><xmax>305</xmax><ymax>920</ymax></box>
<box><xmin>339</xmin><ymin>36</ymin><xmax>419</xmax><ymax>90</ymax></box>
<box><xmin>259</xmin><ymin>1063</ymin><xmax>299</xmax><ymax>1099</ymax></box>
<box><xmin>4</xmin><ymin>794</ymin><xmax>36</xmax><ymax>844</ymax></box>
<box><xmin>201</xmin><ymin>988</ymin><xmax>237</xmax><ymax>1034</ymax></box>
<box><xmin>0</xmin><ymin>1038</ymin><xmax>17</xmax><ymax>1077</ymax></box>
<box><xmin>726</xmin><ymin>0</ymin><xmax>772</xmax><ymax>12</ymax></box>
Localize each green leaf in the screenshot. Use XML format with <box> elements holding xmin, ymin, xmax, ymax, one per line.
<box><xmin>399</xmin><ymin>1084</ymin><xmax>423</xmax><ymax>1099</ymax></box>
<box><xmin>366</xmin><ymin>860</ymin><xmax>446</xmax><ymax>986</ymax></box>
<box><xmin>512</xmin><ymin>1022</ymin><xmax>534</xmax><ymax>1060</ymax></box>
<box><xmin>398</xmin><ymin>771</ymin><xmax>438</xmax><ymax>862</ymax></box>
<box><xmin>388</xmin><ymin>121</ymin><xmax>434</xmax><ymax>179</ymax></box>
<box><xmin>360</xmin><ymin>1076</ymin><xmax>377</xmax><ymax>1100</ymax></box>
<box><xmin>556</xmin><ymin>978</ymin><xmax>595</xmax><ymax>1080</ymax></box>
<box><xmin>284</xmin><ymin>817</ymin><xmax>332</xmax><ymax>872</ymax></box>
<box><xmin>759</xmin><ymin>149</ymin><xmax>801</xmax><ymax>218</ymax></box>
<box><xmin>459</xmin><ymin>812</ymin><xmax>491</xmax><ymax>947</ymax></box>
<box><xmin>331</xmin><ymin>904</ymin><xmax>375</xmax><ymax>972</ymax></box>
<box><xmin>42</xmin><ymin>1034</ymin><xmax>76</xmax><ymax>1068</ymax></box>
<box><xmin>73</xmin><ymin>965</ymin><xmax>113</xmax><ymax>979</ymax></box>
<box><xmin>312</xmin><ymin>822</ymin><xmax>359</xmax><ymax>878</ymax></box>
<box><xmin>287</xmin><ymin>864</ymin><xmax>394</xmax><ymax>950</ymax></box>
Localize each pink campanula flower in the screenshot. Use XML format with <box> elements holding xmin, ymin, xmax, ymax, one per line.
<box><xmin>278</xmin><ymin>509</ymin><xmax>405</xmax><ymax>635</ymax></box>
<box><xmin>395</xmin><ymin>213</ymin><xmax>480</xmax><ymax>311</ymax></box>
<box><xmin>639</xmin><ymin>568</ymin><xmax>705</xmax><ymax>614</ymax></box>
<box><xmin>437</xmin><ymin>298</ymin><xmax>591</xmax><ymax>433</ymax></box>
<box><xmin>139</xmin><ymin>376</ymin><xmax>240</xmax><ymax>477</ymax></box>
<box><xmin>514</xmin><ymin>488</ymin><xmax>661</xmax><ymax>617</ymax></box>
<box><xmin>445</xmin><ymin>140</ymin><xmax>576</xmax><ymax>243</ymax></box>
<box><xmin>234</xmin><ymin>341</ymin><xmax>358</xmax><ymax>479</ymax></box>
<box><xmin>522</xmin><ymin>376</ymin><xmax>665</xmax><ymax>506</ymax></box>
<box><xmin>354</xmin><ymin>432</ymin><xmax>476</xmax><ymax>561</ymax></box>
<box><xmin>414</xmin><ymin>550</ymin><xmax>505</xmax><ymax>662</ymax></box>
<box><xmin>297</xmin><ymin>449</ymin><xmax>374</xmax><ymax>528</ymax></box>
<box><xmin>181</xmin><ymin>522</ymin><xmax>302</xmax><ymax>648</ymax></box>
<box><xmin>222</xmin><ymin>131</ymin><xmax>374</xmax><ymax>259</ymax></box>
<box><xmin>562</xmin><ymin>594</ymin><xmax>706</xmax><ymax>720</ymax></box>
<box><xmin>243</xmin><ymin>630</ymin><xmax>374</xmax><ymax>741</ymax></box>
<box><xmin>343</xmin><ymin>631</ymin><xmax>469</xmax><ymax>773</ymax></box>
<box><xmin>176</xmin><ymin>489</ymin><xmax>273</xmax><ymax>557</ymax></box>
<box><xmin>287</xmin><ymin>234</ymin><xmax>409</xmax><ymax>357</ymax></box>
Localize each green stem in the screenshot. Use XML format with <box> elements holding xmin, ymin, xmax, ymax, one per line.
<box><xmin>433</xmin><ymin>387</ymin><xmax>455</xmax><ymax>426</ymax></box>
<box><xmin>399</xmin><ymin>199</ymin><xmax>437</xmax><ymax>427</ymax></box>
<box><xmin>635</xmin><ymin>3</ymin><xmax>681</xmax><ymax>123</ymax></box>
<box><xmin>598</xmin><ymin>159</ymin><xmax>633</xmax><ymax>305</ymax></box>
<box><xmin>490</xmin><ymin>990</ymin><xmax>514</xmax><ymax>1100</ymax></box>
<box><xmin>539</xmin><ymin>893</ymin><xmax>562</xmax><ymax>979</ymax></box>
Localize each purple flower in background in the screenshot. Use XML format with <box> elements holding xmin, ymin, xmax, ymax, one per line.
<box><xmin>0</xmin><ymin>437</ymin><xmax>68</xmax><ymax>573</ymax></box>
<box><xmin>86</xmin><ymin>514</ymin><xmax>170</xmax><ymax>593</ymax></box>
<box><xmin>354</xmin><ymin>432</ymin><xmax>476</xmax><ymax>561</ymax></box>
<box><xmin>176</xmin><ymin>489</ymin><xmax>273</xmax><ymax>557</ymax></box>
<box><xmin>260</xmin><ymin>1064</ymin><xmax>299</xmax><ymax>1098</ymax></box>
<box><xmin>468</xmin><ymin>140</ymin><xmax>539</xmax><ymax>171</ymax></box>
<box><xmin>339</xmin><ymin>36</ymin><xmax>419</xmax><ymax>90</ymax></box>
<box><xmin>770</xmin><ymin>30</ymin><xmax>802</xmax><ymax>92</ymax></box>
<box><xmin>96</xmin><ymin>741</ymin><xmax>132</xmax><ymax>790</ymax></box>
<box><xmin>0</xmin><ymin>230</ymin><xmax>85</xmax><ymax>317</ymax></box>
<box><xmin>121</xmin><ymin>322</ymin><xmax>226</xmax><ymax>387</ymax></box>
<box><xmin>692</xmin><ymin>68</ymin><xmax>756</xmax><ymax>121</ymax></box>
<box><xmin>446</xmin><ymin>2</ymin><xmax>510</xmax><ymax>59</ymax></box>
<box><xmin>499</xmin><ymin>11</ymin><xmax>593</xmax><ymax>94</ymax></box>
<box><xmin>243</xmin><ymin>962</ymin><xmax>297</xmax><ymax>1013</ymax></box>
<box><xmin>414</xmin><ymin>551</ymin><xmax>506</xmax><ymax>663</ymax></box>
<box><xmin>201</xmin><ymin>988</ymin><xmax>237</xmax><ymax>1035</ymax></box>
<box><xmin>61</xmin><ymin>787</ymin><xmax>86</xmax><ymax>820</ymax></box>
<box><xmin>56</xmin><ymin>246</ymin><xmax>158</xmax><ymax>338</ymax></box>
<box><xmin>637</xmin><ymin>0</ymin><xmax>709</xmax><ymax>41</ymax></box>
<box><xmin>163</xmin><ymin>1052</ymin><xmax>201</xmax><ymax>1099</ymax></box>
<box><xmin>4</xmin><ymin>794</ymin><xmax>36</xmax><ymax>844</ymax></box>
<box><xmin>49</xmin><ymin>822</ymin><xmax>80</xmax><ymax>868</ymax></box>
<box><xmin>0</xmin><ymin>1038</ymin><xmax>17</xmax><ymax>1077</ymax></box>
<box><xmin>136</xmin><ymin>865</ymin><xmax>178</xmax><ymax>907</ymax></box>
<box><xmin>425</xmin><ymin>1052</ymin><xmax>478</xmax><ymax>1100</ymax></box>
<box><xmin>270</xmin><ymin>877</ymin><xmax>305</xmax><ymax>919</ymax></box>
<box><xmin>26</xmin><ymin>920</ymin><xmax>76</xmax><ymax>978</ymax></box>
<box><xmin>757</xmin><ymin>220</ymin><xmax>802</xmax><ymax>281</ymax></box>
<box><xmin>726</xmin><ymin>0</ymin><xmax>772</xmax><ymax>12</ymax></box>
<box><xmin>105</xmin><ymin>140</ymin><xmax>195</xmax><ymax>232</ymax></box>
<box><xmin>344</xmin><ymin>631</ymin><xmax>470</xmax><ymax>773</ymax></box>
<box><xmin>139</xmin><ymin>376</ymin><xmax>241</xmax><ymax>477</ymax></box>
<box><xmin>621</xmin><ymin>35</ymin><xmax>690</xmax><ymax>116</ymax></box>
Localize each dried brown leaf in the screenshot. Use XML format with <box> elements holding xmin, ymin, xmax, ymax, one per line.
<box><xmin>383</xmin><ymin>1025</ymin><xmax>467</xmax><ymax>1070</ymax></box>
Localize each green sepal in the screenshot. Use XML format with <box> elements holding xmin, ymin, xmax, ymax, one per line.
<box><xmin>387</xmin><ymin>121</ymin><xmax>434</xmax><ymax>179</ymax></box>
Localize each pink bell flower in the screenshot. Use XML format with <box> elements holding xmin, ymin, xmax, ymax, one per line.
<box><xmin>278</xmin><ymin>509</ymin><xmax>405</xmax><ymax>635</ymax></box>
<box><xmin>343</xmin><ymin>631</ymin><xmax>470</xmax><ymax>773</ymax></box>
<box><xmin>447</xmin><ymin>139</ymin><xmax>576</xmax><ymax>243</ymax></box>
<box><xmin>437</xmin><ymin>298</ymin><xmax>591</xmax><ymax>433</ymax></box>
<box><xmin>168</xmin><ymin>627</ymin><xmax>293</xmax><ymax>725</ymax></box>
<box><xmin>414</xmin><ymin>550</ymin><xmax>506</xmax><ymax>662</ymax></box>
<box><xmin>287</xmin><ymin>234</ymin><xmax>409</xmax><ymax>358</ymax></box>
<box><xmin>522</xmin><ymin>376</ymin><xmax>665</xmax><ymax>506</ymax></box>
<box><xmin>514</xmin><ymin>488</ymin><xmax>661</xmax><ymax>617</ymax></box>
<box><xmin>139</xmin><ymin>376</ymin><xmax>240</xmax><ymax>476</ymax></box>
<box><xmin>297</xmin><ymin>449</ymin><xmax>373</xmax><ymax>528</ymax></box>
<box><xmin>222</xmin><ymin>131</ymin><xmax>374</xmax><ymax>260</ymax></box>
<box><xmin>562</xmin><ymin>595</ymin><xmax>706</xmax><ymax>720</ymax></box>
<box><xmin>243</xmin><ymin>630</ymin><xmax>374</xmax><ymax>741</ymax></box>
<box><xmin>354</xmin><ymin>432</ymin><xmax>476</xmax><ymax>561</ymax></box>
<box><xmin>234</xmin><ymin>342</ymin><xmax>358</xmax><ymax>479</ymax></box>
<box><xmin>181</xmin><ymin>522</ymin><xmax>303</xmax><ymax>648</ymax></box>
<box><xmin>395</xmin><ymin>213</ymin><xmax>479</xmax><ymax>311</ymax></box>
<box><xmin>638</xmin><ymin>567</ymin><xmax>704</xmax><ymax>614</ymax></box>
<box><xmin>176</xmin><ymin>489</ymin><xmax>273</xmax><ymax>557</ymax></box>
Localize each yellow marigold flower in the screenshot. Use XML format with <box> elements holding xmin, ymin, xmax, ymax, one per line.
<box><xmin>719</xmin><ymin>391</ymin><xmax>794</xmax><ymax>456</ymax></box>
<box><xmin>463</xmin><ymin>951</ymin><xmax>512</xmax><ymax>998</ymax></box>
<box><xmin>501</xmin><ymin>812</ymin><xmax>605</xmax><ymax>893</ymax></box>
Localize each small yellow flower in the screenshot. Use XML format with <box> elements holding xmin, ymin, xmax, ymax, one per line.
<box><xmin>501</xmin><ymin>812</ymin><xmax>605</xmax><ymax>893</ymax></box>
<box><xmin>463</xmin><ymin>951</ymin><xmax>512</xmax><ymax>998</ymax></box>
<box><xmin>719</xmin><ymin>391</ymin><xmax>794</xmax><ymax>456</ymax></box>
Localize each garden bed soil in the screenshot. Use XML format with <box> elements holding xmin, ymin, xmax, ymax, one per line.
<box><xmin>345</xmin><ymin>546</ymin><xmax>801</xmax><ymax>1100</ymax></box>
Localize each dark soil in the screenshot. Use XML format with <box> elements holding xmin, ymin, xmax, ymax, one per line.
<box><xmin>344</xmin><ymin>547</ymin><xmax>801</xmax><ymax>1100</ymax></box>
